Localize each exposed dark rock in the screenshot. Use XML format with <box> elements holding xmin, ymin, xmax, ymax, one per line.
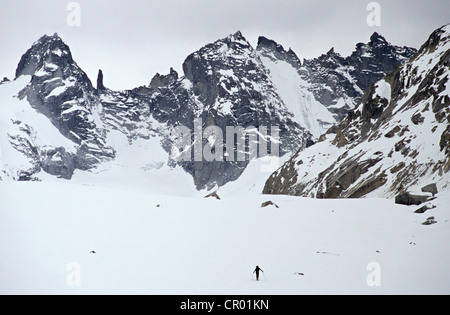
<box><xmin>261</xmin><ymin>200</ymin><xmax>279</xmax><ymax>208</ymax></box>
<box><xmin>421</xmin><ymin>183</ymin><xmax>438</xmax><ymax>196</ymax></box>
<box><xmin>97</xmin><ymin>69</ymin><xmax>105</xmax><ymax>90</ymax></box>
<box><xmin>347</xmin><ymin>172</ymin><xmax>388</xmax><ymax>198</ymax></box>
<box><xmin>204</xmin><ymin>192</ymin><xmax>221</xmax><ymax>200</ymax></box>
<box><xmin>40</xmin><ymin>147</ymin><xmax>75</xmax><ymax>179</ymax></box>
<box><xmin>385</xmin><ymin>126</ymin><xmax>401</xmax><ymax>138</ymax></box>
<box><xmin>256</xmin><ymin>36</ymin><xmax>302</xmax><ymax>69</ymax></box>
<box><xmin>411</xmin><ymin>112</ymin><xmax>424</xmax><ymax>125</ymax></box>
<box><xmin>149</xmin><ymin>67</ymin><xmax>178</xmax><ymax>90</ymax></box>
<box><xmin>414</xmin><ymin>204</ymin><xmax>436</xmax><ymax>213</ymax></box>
<box><xmin>323</xmin><ymin>157</ymin><xmax>382</xmax><ymax>198</ymax></box>
<box><xmin>331</xmin><ymin>130</ymin><xmax>348</xmax><ymax>148</ymax></box>
<box><xmin>395</xmin><ymin>191</ymin><xmax>432</xmax><ymax>206</ymax></box>
<box><xmin>390</xmin><ymin>162</ymin><xmax>406</xmax><ymax>174</ymax></box>
<box><xmin>422</xmin><ymin>216</ymin><xmax>437</xmax><ymax>225</ymax></box>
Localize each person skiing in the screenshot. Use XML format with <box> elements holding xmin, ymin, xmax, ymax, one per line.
<box><xmin>253</xmin><ymin>265</ymin><xmax>263</xmax><ymax>281</ymax></box>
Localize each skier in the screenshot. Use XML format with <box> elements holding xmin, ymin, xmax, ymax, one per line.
<box><xmin>253</xmin><ymin>265</ymin><xmax>263</xmax><ymax>281</ymax></box>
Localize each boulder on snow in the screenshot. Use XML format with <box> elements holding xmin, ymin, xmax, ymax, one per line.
<box><xmin>422</xmin><ymin>216</ymin><xmax>437</xmax><ymax>225</ymax></box>
<box><xmin>395</xmin><ymin>191</ymin><xmax>432</xmax><ymax>206</ymax></box>
<box><xmin>421</xmin><ymin>183</ymin><xmax>438</xmax><ymax>197</ymax></box>
<box><xmin>261</xmin><ymin>200</ymin><xmax>279</xmax><ymax>208</ymax></box>
<box><xmin>414</xmin><ymin>204</ymin><xmax>436</xmax><ymax>213</ymax></box>
<box><xmin>204</xmin><ymin>192</ymin><xmax>221</xmax><ymax>200</ymax></box>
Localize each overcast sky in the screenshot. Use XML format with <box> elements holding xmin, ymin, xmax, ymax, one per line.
<box><xmin>0</xmin><ymin>0</ymin><xmax>449</xmax><ymax>90</ymax></box>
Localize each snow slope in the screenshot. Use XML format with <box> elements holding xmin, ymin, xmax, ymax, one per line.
<box><xmin>258</xmin><ymin>54</ymin><xmax>335</xmax><ymax>139</ymax></box>
<box><xmin>1</xmin><ymin>159</ymin><xmax>449</xmax><ymax>295</ymax></box>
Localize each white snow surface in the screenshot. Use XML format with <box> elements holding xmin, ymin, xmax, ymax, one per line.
<box><xmin>258</xmin><ymin>55</ymin><xmax>335</xmax><ymax>139</ymax></box>
<box><xmin>374</xmin><ymin>79</ymin><xmax>391</xmax><ymax>102</ymax></box>
<box><xmin>1</xmin><ymin>156</ymin><xmax>449</xmax><ymax>295</ymax></box>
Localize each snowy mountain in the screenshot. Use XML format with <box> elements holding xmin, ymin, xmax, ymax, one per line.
<box><xmin>263</xmin><ymin>24</ymin><xmax>450</xmax><ymax>198</ymax></box>
<box><xmin>148</xmin><ymin>31</ymin><xmax>315</xmax><ymax>189</ymax></box>
<box><xmin>1</xmin><ymin>33</ymin><xmax>114</xmax><ymax>181</ymax></box>
<box><xmin>257</xmin><ymin>33</ymin><xmax>416</xmax><ymax>138</ymax></box>
<box><xmin>0</xmin><ymin>31</ymin><xmax>416</xmax><ymax>189</ymax></box>
<box><xmin>1</xmin><ymin>27</ymin><xmax>450</xmax><ymax>296</ymax></box>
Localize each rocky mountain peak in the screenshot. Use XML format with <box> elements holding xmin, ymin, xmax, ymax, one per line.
<box><xmin>256</xmin><ymin>36</ymin><xmax>302</xmax><ymax>69</ymax></box>
<box><xmin>149</xmin><ymin>67</ymin><xmax>178</xmax><ymax>90</ymax></box>
<box><xmin>369</xmin><ymin>32</ymin><xmax>388</xmax><ymax>44</ymax></box>
<box><xmin>9</xmin><ymin>33</ymin><xmax>114</xmax><ymax>181</ymax></box>
<box><xmin>226</xmin><ymin>30</ymin><xmax>250</xmax><ymax>46</ymax></box>
<box><xmin>316</xmin><ymin>47</ymin><xmax>345</xmax><ymax>66</ymax></box>
<box><xmin>15</xmin><ymin>33</ymin><xmax>73</xmax><ymax>79</ymax></box>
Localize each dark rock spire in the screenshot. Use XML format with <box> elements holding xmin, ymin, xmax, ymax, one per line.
<box><xmin>97</xmin><ymin>69</ymin><xmax>105</xmax><ymax>90</ymax></box>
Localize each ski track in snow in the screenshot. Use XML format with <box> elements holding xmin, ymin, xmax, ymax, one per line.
<box><xmin>0</xmin><ymin>158</ymin><xmax>449</xmax><ymax>295</ymax></box>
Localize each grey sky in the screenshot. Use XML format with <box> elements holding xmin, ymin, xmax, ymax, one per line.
<box><xmin>0</xmin><ymin>0</ymin><xmax>449</xmax><ymax>90</ymax></box>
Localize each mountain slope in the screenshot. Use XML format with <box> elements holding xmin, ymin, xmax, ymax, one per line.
<box><xmin>263</xmin><ymin>24</ymin><xmax>450</xmax><ymax>198</ymax></box>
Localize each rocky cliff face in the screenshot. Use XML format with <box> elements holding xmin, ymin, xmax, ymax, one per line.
<box><xmin>0</xmin><ymin>30</ymin><xmax>418</xmax><ymax>189</ymax></box>
<box><xmin>263</xmin><ymin>24</ymin><xmax>450</xmax><ymax>198</ymax></box>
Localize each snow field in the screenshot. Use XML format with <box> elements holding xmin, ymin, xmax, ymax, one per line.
<box><xmin>1</xmin><ymin>170</ymin><xmax>449</xmax><ymax>294</ymax></box>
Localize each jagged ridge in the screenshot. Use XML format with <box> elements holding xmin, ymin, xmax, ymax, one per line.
<box><xmin>0</xmin><ymin>30</ymin><xmax>418</xmax><ymax>189</ymax></box>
